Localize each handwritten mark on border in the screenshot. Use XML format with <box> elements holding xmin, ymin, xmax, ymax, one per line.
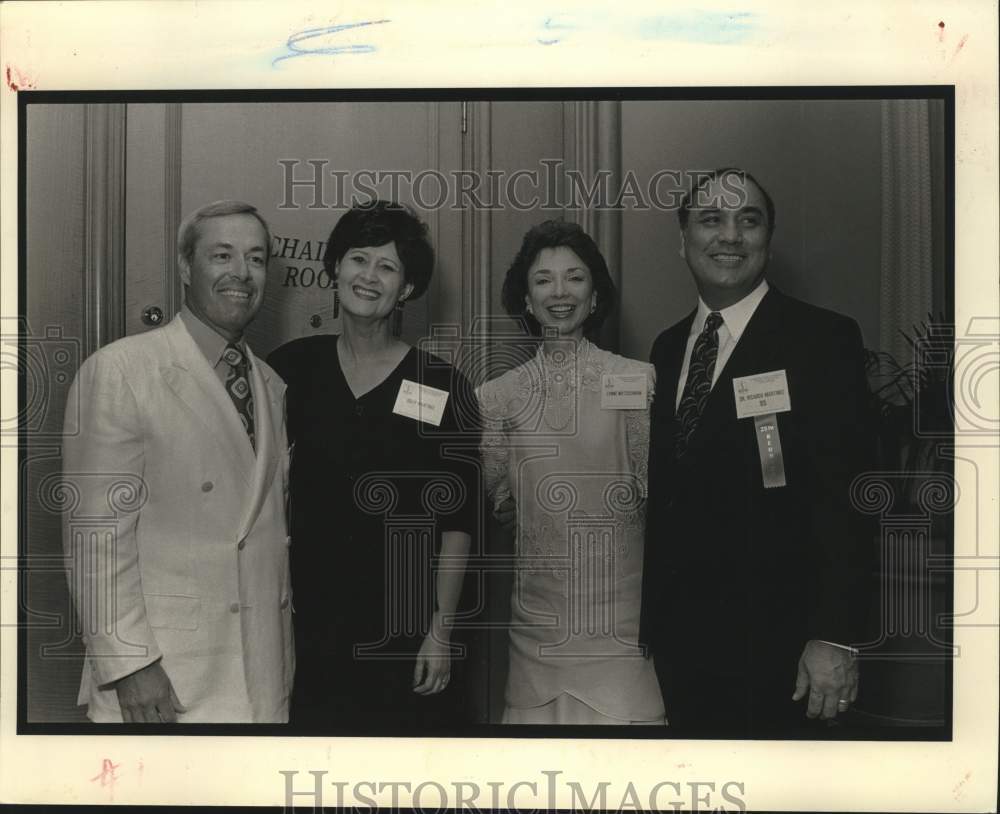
<box><xmin>273</xmin><ymin>19</ymin><xmax>391</xmax><ymax>67</ymax></box>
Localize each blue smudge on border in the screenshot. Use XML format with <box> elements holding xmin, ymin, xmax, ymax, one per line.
<box><xmin>633</xmin><ymin>12</ymin><xmax>758</xmax><ymax>45</ymax></box>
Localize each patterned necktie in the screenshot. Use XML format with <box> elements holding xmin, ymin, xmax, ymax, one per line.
<box><xmin>222</xmin><ymin>342</ymin><xmax>256</xmax><ymax>452</ymax></box>
<box><xmin>674</xmin><ymin>311</ymin><xmax>724</xmax><ymax>458</ymax></box>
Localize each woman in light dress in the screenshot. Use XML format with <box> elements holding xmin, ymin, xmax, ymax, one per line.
<box><xmin>478</xmin><ymin>220</ymin><xmax>666</xmax><ymax>725</ymax></box>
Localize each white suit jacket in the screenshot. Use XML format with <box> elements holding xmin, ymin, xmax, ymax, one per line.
<box><xmin>62</xmin><ymin>315</ymin><xmax>294</xmax><ymax>722</ymax></box>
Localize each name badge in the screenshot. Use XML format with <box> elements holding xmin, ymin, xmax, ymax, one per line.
<box><xmin>392</xmin><ymin>379</ymin><xmax>449</xmax><ymax>426</ymax></box>
<box><xmin>601</xmin><ymin>374</ymin><xmax>648</xmax><ymax>410</ymax></box>
<box><xmin>732</xmin><ymin>370</ymin><xmax>792</xmax><ymax>419</ymax></box>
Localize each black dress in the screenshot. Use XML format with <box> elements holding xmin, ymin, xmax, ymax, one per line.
<box><xmin>268</xmin><ymin>335</ymin><xmax>482</xmax><ymax>733</ymax></box>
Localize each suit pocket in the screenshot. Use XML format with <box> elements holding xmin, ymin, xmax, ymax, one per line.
<box><xmin>145</xmin><ymin>593</ymin><xmax>201</xmax><ymax>630</ymax></box>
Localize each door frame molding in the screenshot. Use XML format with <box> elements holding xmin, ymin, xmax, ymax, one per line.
<box><xmin>83</xmin><ymin>104</ymin><xmax>127</xmax><ymax>353</ymax></box>
<box><xmin>164</xmin><ymin>103</ymin><xmax>184</xmax><ymax>318</ymax></box>
<box><xmin>563</xmin><ymin>100</ymin><xmax>622</xmax><ymax>352</ymax></box>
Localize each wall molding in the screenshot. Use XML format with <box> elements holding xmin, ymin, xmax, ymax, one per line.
<box><xmin>880</xmin><ymin>100</ymin><xmax>934</xmax><ymax>364</ymax></box>
<box><xmin>83</xmin><ymin>104</ymin><xmax>127</xmax><ymax>353</ymax></box>
<box><xmin>421</xmin><ymin>101</ymin><xmax>441</xmax><ymax>341</ymax></box>
<box><xmin>163</xmin><ymin>103</ymin><xmax>184</xmax><ymax>318</ymax></box>
<box><xmin>463</xmin><ymin>101</ymin><xmax>493</xmax><ymax>334</ymax></box>
<box><xmin>463</xmin><ymin>101</ymin><xmax>622</xmax><ymax>357</ymax></box>
<box><xmin>563</xmin><ymin>100</ymin><xmax>622</xmax><ymax>351</ymax></box>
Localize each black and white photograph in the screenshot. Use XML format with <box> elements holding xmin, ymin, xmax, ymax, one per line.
<box><xmin>1</xmin><ymin>2</ymin><xmax>997</xmax><ymax>811</ymax></box>
<box><xmin>16</xmin><ymin>91</ymin><xmax>956</xmax><ymax>734</ymax></box>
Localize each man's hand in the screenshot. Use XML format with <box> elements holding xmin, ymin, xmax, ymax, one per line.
<box><xmin>114</xmin><ymin>660</ymin><xmax>187</xmax><ymax>723</ymax></box>
<box><xmin>792</xmin><ymin>640</ymin><xmax>858</xmax><ymax>719</ymax></box>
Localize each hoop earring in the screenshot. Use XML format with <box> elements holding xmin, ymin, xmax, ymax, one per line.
<box><xmin>392</xmin><ymin>299</ymin><xmax>405</xmax><ymax>337</ymax></box>
<box><xmin>333</xmin><ymin>284</ymin><xmax>340</xmax><ymax>319</ymax></box>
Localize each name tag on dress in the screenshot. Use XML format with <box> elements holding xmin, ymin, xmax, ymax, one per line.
<box><xmin>601</xmin><ymin>374</ymin><xmax>647</xmax><ymax>410</ymax></box>
<box><xmin>732</xmin><ymin>370</ymin><xmax>792</xmax><ymax>418</ymax></box>
<box><xmin>392</xmin><ymin>379</ymin><xmax>449</xmax><ymax>426</ymax></box>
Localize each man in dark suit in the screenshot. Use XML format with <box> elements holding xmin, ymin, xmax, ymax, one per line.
<box><xmin>640</xmin><ymin>168</ymin><xmax>875</xmax><ymax>737</ymax></box>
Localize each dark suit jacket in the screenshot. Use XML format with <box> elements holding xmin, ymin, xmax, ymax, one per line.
<box><xmin>640</xmin><ymin>287</ymin><xmax>875</xmax><ymax>688</ymax></box>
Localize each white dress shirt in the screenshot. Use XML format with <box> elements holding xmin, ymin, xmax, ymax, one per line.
<box><xmin>671</xmin><ymin>279</ymin><xmax>855</xmax><ymax>655</ymax></box>
<box><xmin>179</xmin><ymin>305</ymin><xmax>251</xmax><ymax>388</ymax></box>
<box><xmin>675</xmin><ymin>280</ymin><xmax>770</xmax><ymax>408</ymax></box>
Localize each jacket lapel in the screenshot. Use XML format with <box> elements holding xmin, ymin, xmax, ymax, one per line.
<box><xmin>655</xmin><ymin>311</ymin><xmax>695</xmax><ymax>423</ymax></box>
<box><xmin>159</xmin><ymin>316</ymin><xmax>256</xmax><ymax>486</ymax></box>
<box><xmin>235</xmin><ymin>348</ymin><xmax>283</xmax><ymax>542</ymax></box>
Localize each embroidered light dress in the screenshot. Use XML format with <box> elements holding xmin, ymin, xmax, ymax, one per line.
<box><xmin>478</xmin><ymin>338</ymin><xmax>665</xmax><ymax>724</ymax></box>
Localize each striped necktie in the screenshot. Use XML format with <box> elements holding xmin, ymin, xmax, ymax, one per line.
<box><xmin>222</xmin><ymin>342</ymin><xmax>256</xmax><ymax>452</ymax></box>
<box><xmin>674</xmin><ymin>311</ymin><xmax>723</xmax><ymax>458</ymax></box>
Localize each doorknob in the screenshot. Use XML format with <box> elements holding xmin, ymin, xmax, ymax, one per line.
<box><xmin>142</xmin><ymin>305</ymin><xmax>165</xmax><ymax>326</ymax></box>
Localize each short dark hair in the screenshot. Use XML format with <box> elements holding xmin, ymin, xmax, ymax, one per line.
<box><xmin>500</xmin><ymin>220</ymin><xmax>616</xmax><ymax>340</ymax></box>
<box><xmin>677</xmin><ymin>167</ymin><xmax>776</xmax><ymax>237</ymax></box>
<box><xmin>177</xmin><ymin>200</ymin><xmax>272</xmax><ymax>268</ymax></box>
<box><xmin>323</xmin><ymin>200</ymin><xmax>434</xmax><ymax>300</ymax></box>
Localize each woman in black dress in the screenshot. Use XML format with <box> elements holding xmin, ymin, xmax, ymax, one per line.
<box><xmin>269</xmin><ymin>201</ymin><xmax>480</xmax><ymax>732</ymax></box>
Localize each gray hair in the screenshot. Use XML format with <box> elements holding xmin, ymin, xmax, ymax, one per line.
<box><xmin>177</xmin><ymin>200</ymin><xmax>272</xmax><ymax>268</ymax></box>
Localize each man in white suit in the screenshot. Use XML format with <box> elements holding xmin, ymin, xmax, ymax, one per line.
<box><xmin>63</xmin><ymin>200</ymin><xmax>293</xmax><ymax>723</ymax></box>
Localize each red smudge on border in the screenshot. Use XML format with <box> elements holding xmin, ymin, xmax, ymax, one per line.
<box><xmin>953</xmin><ymin>33</ymin><xmax>969</xmax><ymax>56</ymax></box>
<box><xmin>90</xmin><ymin>758</ymin><xmax>121</xmax><ymax>786</ymax></box>
<box><xmin>5</xmin><ymin>65</ymin><xmax>35</xmax><ymax>91</ymax></box>
<box><xmin>937</xmin><ymin>20</ymin><xmax>945</xmax><ymax>43</ymax></box>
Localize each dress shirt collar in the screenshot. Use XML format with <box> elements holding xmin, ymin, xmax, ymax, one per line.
<box><xmin>179</xmin><ymin>304</ymin><xmax>249</xmax><ymax>368</ymax></box>
<box><xmin>692</xmin><ymin>279</ymin><xmax>770</xmax><ymax>340</ymax></box>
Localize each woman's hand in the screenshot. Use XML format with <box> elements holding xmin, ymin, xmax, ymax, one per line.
<box><xmin>412</xmin><ymin>629</ymin><xmax>452</xmax><ymax>695</ymax></box>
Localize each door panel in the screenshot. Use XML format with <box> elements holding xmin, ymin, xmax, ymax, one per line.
<box><xmin>125</xmin><ymin>104</ymin><xmax>178</xmax><ymax>336</ymax></box>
